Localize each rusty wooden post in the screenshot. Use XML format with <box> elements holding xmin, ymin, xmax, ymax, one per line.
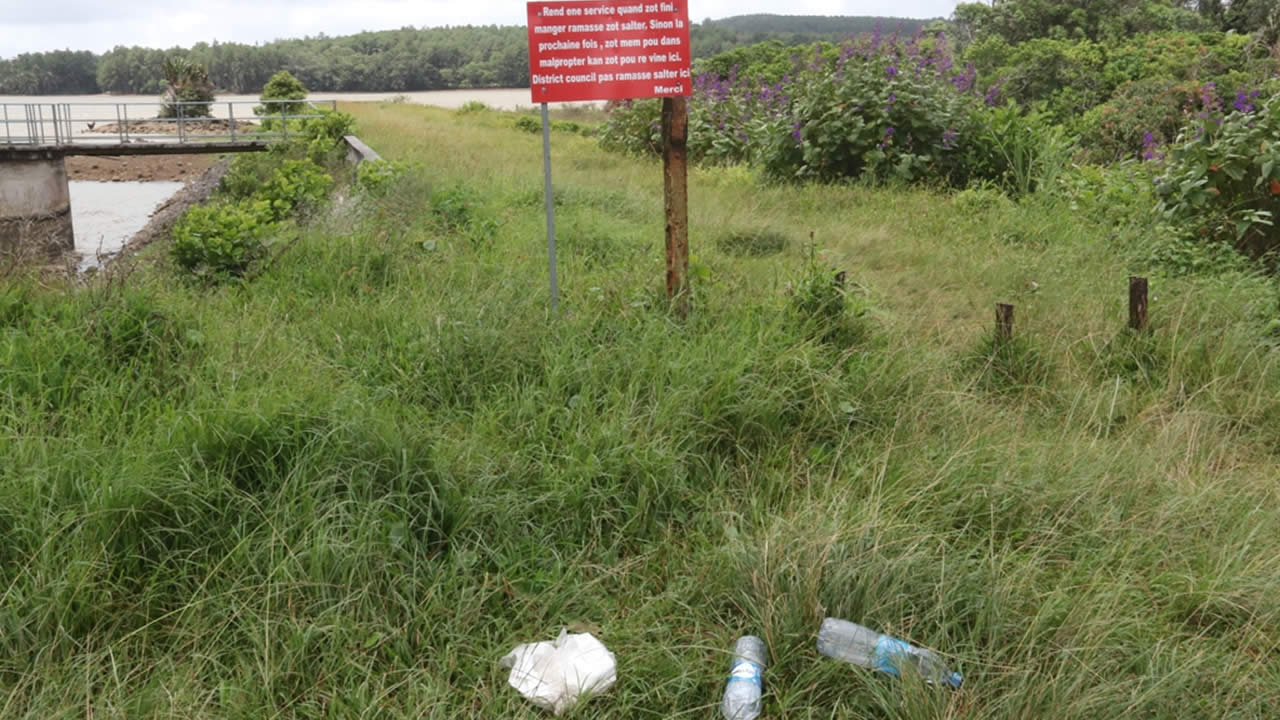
<box><xmin>662</xmin><ymin>96</ymin><xmax>689</xmax><ymax>317</ymax></box>
<box><xmin>996</xmin><ymin>303</ymin><xmax>1014</xmax><ymax>342</ymax></box>
<box><xmin>1129</xmin><ymin>276</ymin><xmax>1148</xmax><ymax>332</ymax></box>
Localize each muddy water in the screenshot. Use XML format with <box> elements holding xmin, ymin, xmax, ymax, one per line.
<box><xmin>69</xmin><ymin>181</ymin><xmax>183</xmax><ymax>269</ymax></box>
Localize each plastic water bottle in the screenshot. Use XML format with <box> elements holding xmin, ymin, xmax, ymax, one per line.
<box><xmin>721</xmin><ymin>635</ymin><xmax>768</xmax><ymax>720</ymax></box>
<box><xmin>816</xmin><ymin>618</ymin><xmax>962</xmax><ymax>688</ymax></box>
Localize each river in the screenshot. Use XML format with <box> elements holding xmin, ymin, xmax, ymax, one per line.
<box><xmin>0</xmin><ymin>89</ymin><xmax>596</xmax><ymax>135</ymax></box>
<box><xmin>69</xmin><ymin>181</ymin><xmax>184</xmax><ymax>270</ymax></box>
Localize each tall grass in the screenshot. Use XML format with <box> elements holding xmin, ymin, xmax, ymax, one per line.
<box><xmin>1</xmin><ymin>101</ymin><xmax>1279</xmax><ymax>717</ymax></box>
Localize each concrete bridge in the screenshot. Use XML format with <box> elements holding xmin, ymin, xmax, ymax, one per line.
<box><xmin>0</xmin><ymin>100</ymin><xmax>333</xmax><ymax>259</ymax></box>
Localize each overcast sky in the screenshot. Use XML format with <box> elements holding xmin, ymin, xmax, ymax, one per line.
<box><xmin>0</xmin><ymin>1</ymin><xmax>962</xmax><ymax>57</ymax></box>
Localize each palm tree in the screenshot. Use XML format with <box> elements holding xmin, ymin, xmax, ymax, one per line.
<box><xmin>159</xmin><ymin>57</ymin><xmax>215</xmax><ymax>119</ymax></box>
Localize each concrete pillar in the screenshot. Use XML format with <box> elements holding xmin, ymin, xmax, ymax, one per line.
<box><xmin>0</xmin><ymin>148</ymin><xmax>74</xmax><ymax>259</ymax></box>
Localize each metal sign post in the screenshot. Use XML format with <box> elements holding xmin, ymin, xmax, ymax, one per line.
<box><xmin>540</xmin><ymin>101</ymin><xmax>559</xmax><ymax>313</ymax></box>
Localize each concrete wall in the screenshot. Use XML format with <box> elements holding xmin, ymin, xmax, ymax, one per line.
<box><xmin>0</xmin><ymin>149</ymin><xmax>74</xmax><ymax>258</ymax></box>
<box><xmin>342</xmin><ymin>135</ymin><xmax>382</xmax><ymax>167</ymax></box>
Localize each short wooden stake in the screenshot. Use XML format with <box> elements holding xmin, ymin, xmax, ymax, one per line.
<box><xmin>996</xmin><ymin>303</ymin><xmax>1014</xmax><ymax>342</ymax></box>
<box><xmin>1129</xmin><ymin>276</ymin><xmax>1149</xmax><ymax>332</ymax></box>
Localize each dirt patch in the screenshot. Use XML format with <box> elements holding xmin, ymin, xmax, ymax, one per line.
<box><xmin>66</xmin><ymin>154</ymin><xmax>221</xmax><ymax>182</ymax></box>
<box><xmin>89</xmin><ymin>118</ymin><xmax>258</xmax><ymax>136</ymax></box>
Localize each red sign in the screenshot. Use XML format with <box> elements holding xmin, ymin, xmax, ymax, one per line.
<box><xmin>527</xmin><ymin>1</ymin><xmax>691</xmax><ymax>103</ymax></box>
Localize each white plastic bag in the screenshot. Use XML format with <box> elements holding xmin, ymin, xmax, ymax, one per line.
<box><xmin>500</xmin><ymin>628</ymin><xmax>617</xmax><ymax>715</ymax></box>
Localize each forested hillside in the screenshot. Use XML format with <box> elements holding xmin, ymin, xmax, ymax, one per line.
<box><xmin>0</xmin><ymin>15</ymin><xmax>925</xmax><ymax>96</ymax></box>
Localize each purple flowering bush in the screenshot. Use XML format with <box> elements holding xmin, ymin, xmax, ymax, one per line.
<box><xmin>768</xmin><ymin>34</ymin><xmax>982</xmax><ymax>183</ymax></box>
<box><xmin>601</xmin><ymin>32</ymin><xmax>1004</xmax><ymax>187</ymax></box>
<box><xmin>1157</xmin><ymin>88</ymin><xmax>1280</xmax><ymax>257</ymax></box>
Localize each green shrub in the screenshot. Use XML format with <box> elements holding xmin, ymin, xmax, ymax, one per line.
<box><xmin>1055</xmin><ymin>161</ymin><xmax>1165</xmax><ymax>233</ymax></box>
<box><xmin>773</xmin><ymin>41</ymin><xmax>983</xmax><ymax>184</ymax></box>
<box><xmin>513</xmin><ymin>115</ymin><xmax>540</xmax><ymax>134</ymax></box>
<box><xmin>965</xmin><ymin>37</ymin><xmax>1109</xmax><ymax>122</ymax></box>
<box><xmin>601</xmin><ymin>36</ymin><xmax>993</xmax><ymax>186</ymax></box>
<box><xmin>1079</xmin><ymin>77</ymin><xmax>1202</xmax><ymax>162</ymax></box>
<box><xmin>219</xmin><ymin>153</ymin><xmax>278</xmax><ymax>200</ymax></box>
<box><xmin>1156</xmin><ymin>93</ymin><xmax>1280</xmax><ymax>258</ymax></box>
<box><xmin>599</xmin><ymin>99</ymin><xmax>662</xmax><ymax>156</ymax></box>
<box><xmin>257</xmin><ymin>159</ymin><xmax>334</xmax><ymax>221</ymax></box>
<box><xmin>695</xmin><ymin>40</ymin><xmax>798</xmax><ymax>85</ymax></box>
<box><xmin>171</xmin><ymin>203</ymin><xmax>268</xmax><ymax>276</ymax></box>
<box><xmin>257</xmin><ymin>70</ymin><xmax>308</xmax><ymax>116</ymax></box>
<box><xmin>457</xmin><ymin>100</ymin><xmax>490</xmax><ymax>114</ymax></box>
<box><xmin>302</xmin><ymin>110</ymin><xmax>355</xmax><ymax>145</ymax></box>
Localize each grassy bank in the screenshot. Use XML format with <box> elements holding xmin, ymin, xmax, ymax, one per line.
<box><xmin>2</xmin><ymin>101</ymin><xmax>1280</xmax><ymax>718</ymax></box>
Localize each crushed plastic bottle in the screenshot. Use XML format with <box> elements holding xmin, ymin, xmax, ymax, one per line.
<box><xmin>816</xmin><ymin>618</ymin><xmax>962</xmax><ymax>688</ymax></box>
<box><xmin>721</xmin><ymin>635</ymin><xmax>768</xmax><ymax>720</ymax></box>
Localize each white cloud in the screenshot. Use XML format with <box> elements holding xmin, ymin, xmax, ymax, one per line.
<box><xmin>0</xmin><ymin>1</ymin><xmax>961</xmax><ymax>56</ymax></box>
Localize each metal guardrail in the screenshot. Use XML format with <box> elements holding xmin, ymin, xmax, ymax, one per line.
<box><xmin>0</xmin><ymin>99</ymin><xmax>338</xmax><ymax>147</ymax></box>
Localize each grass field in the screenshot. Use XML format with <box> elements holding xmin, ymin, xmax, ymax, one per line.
<box><xmin>3</xmin><ymin>100</ymin><xmax>1280</xmax><ymax>717</ymax></box>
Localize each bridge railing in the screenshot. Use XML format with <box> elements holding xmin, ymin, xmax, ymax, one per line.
<box><xmin>0</xmin><ymin>99</ymin><xmax>339</xmax><ymax>147</ymax></box>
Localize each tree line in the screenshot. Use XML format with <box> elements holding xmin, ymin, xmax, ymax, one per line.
<box><xmin>0</xmin><ymin>16</ymin><xmax>926</xmax><ymax>96</ymax></box>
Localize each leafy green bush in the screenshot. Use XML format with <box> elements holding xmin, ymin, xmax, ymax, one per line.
<box><xmin>602</xmin><ymin>35</ymin><xmax>995</xmax><ymax>187</ymax></box>
<box><xmin>171</xmin><ymin>203</ymin><xmax>268</xmax><ymax>276</ymax></box>
<box><xmin>965</xmin><ymin>37</ymin><xmax>1108</xmax><ymax>122</ymax></box>
<box><xmin>599</xmin><ymin>99</ymin><xmax>662</xmax><ymax>156</ymax></box>
<box><xmin>302</xmin><ymin>110</ymin><xmax>355</xmax><ymax>145</ymax></box>
<box><xmin>456</xmin><ymin>100</ymin><xmax>490</xmax><ymax>114</ymax></box>
<box><xmin>177</xmin><ymin>154</ymin><xmax>335</xmax><ymax>280</ymax></box>
<box><xmin>774</xmin><ymin>43</ymin><xmax>979</xmax><ymax>184</ymax></box>
<box><xmin>1156</xmin><ymin>92</ymin><xmax>1280</xmax><ymax>257</ymax></box>
<box><xmin>257</xmin><ymin>159</ymin><xmax>334</xmax><ymax>221</ymax></box>
<box><xmin>695</xmin><ymin>40</ymin><xmax>802</xmax><ymax>85</ymax></box>
<box><xmin>1079</xmin><ymin>77</ymin><xmax>1201</xmax><ymax>162</ymax></box>
<box><xmin>513</xmin><ymin>115</ymin><xmax>540</xmax><ymax>134</ymax></box>
<box><xmin>257</xmin><ymin>70</ymin><xmax>308</xmax><ymax>116</ymax></box>
<box><xmin>1056</xmin><ymin>160</ymin><xmax>1164</xmax><ymax>231</ymax></box>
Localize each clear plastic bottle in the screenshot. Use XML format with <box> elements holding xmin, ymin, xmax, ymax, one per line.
<box><xmin>816</xmin><ymin>618</ymin><xmax>962</xmax><ymax>688</ymax></box>
<box><xmin>721</xmin><ymin>635</ymin><xmax>768</xmax><ymax>720</ymax></box>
